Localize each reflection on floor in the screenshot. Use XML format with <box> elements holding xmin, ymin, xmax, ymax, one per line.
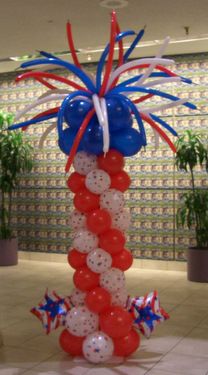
<box><xmin>0</xmin><ymin>260</ymin><xmax>208</xmax><ymax>375</ymax></box>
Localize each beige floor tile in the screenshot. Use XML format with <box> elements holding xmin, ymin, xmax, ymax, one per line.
<box><xmin>146</xmin><ymin>370</ymin><xmax>190</xmax><ymax>375</ymax></box>
<box><xmin>141</xmin><ymin>322</ymin><xmax>192</xmax><ymax>354</ymax></box>
<box><xmin>0</xmin><ymin>347</ymin><xmax>53</xmax><ymax>370</ymax></box>
<box><xmin>198</xmin><ymin>315</ymin><xmax>208</xmax><ymax>329</ymax></box>
<box><xmin>0</xmin><ymin>368</ymin><xmax>25</xmax><ymax>375</ymax></box>
<box><xmin>29</xmin><ymin>352</ymin><xmax>92</xmax><ymax>374</ymax></box>
<box><xmin>164</xmin><ymin>304</ymin><xmax>208</xmax><ymax>328</ymax></box>
<box><xmin>171</xmin><ymin>327</ymin><xmax>208</xmax><ymax>358</ymax></box>
<box><xmin>19</xmin><ymin>333</ymin><xmax>61</xmax><ymax>356</ymax></box>
<box><xmin>152</xmin><ymin>352</ymin><xmax>208</xmax><ymax>375</ymax></box>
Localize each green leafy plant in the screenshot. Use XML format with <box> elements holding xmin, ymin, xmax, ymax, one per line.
<box><xmin>0</xmin><ymin>110</ymin><xmax>33</xmax><ymax>239</ymax></box>
<box><xmin>175</xmin><ymin>130</ymin><xmax>208</xmax><ymax>248</ymax></box>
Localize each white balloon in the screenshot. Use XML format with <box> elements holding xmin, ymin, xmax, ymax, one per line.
<box><xmin>73</xmin><ymin>151</ymin><xmax>97</xmax><ymax>175</ymax></box>
<box><xmin>70</xmin><ymin>288</ymin><xmax>86</xmax><ymax>306</ymax></box>
<box><xmin>106</xmin><ymin>56</ymin><xmax>174</xmax><ymax>92</ymax></box>
<box><xmin>112</xmin><ymin>209</ymin><xmax>131</xmax><ymax>232</ymax></box>
<box><xmin>73</xmin><ymin>229</ymin><xmax>98</xmax><ymax>253</ymax></box>
<box><xmin>100</xmin><ymin>189</ymin><xmax>124</xmax><ymax>214</ymax></box>
<box><xmin>87</xmin><ymin>248</ymin><xmax>112</xmax><ymax>273</ymax></box>
<box><xmin>83</xmin><ymin>331</ymin><xmax>114</xmax><ymax>363</ymax></box>
<box><xmin>111</xmin><ymin>288</ymin><xmax>128</xmax><ymax>307</ymax></box>
<box><xmin>100</xmin><ymin>98</ymin><xmax>110</xmax><ymax>153</ymax></box>
<box><xmin>66</xmin><ymin>306</ymin><xmax>98</xmax><ymax>337</ymax></box>
<box><xmin>14</xmin><ymin>94</ymin><xmax>68</xmax><ymax>121</ymax></box>
<box><xmin>100</xmin><ymin>268</ymin><xmax>125</xmax><ymax>293</ymax></box>
<box><xmin>85</xmin><ymin>169</ymin><xmax>111</xmax><ymax>195</ymax></box>
<box><xmin>69</xmin><ymin>210</ymin><xmax>86</xmax><ymax>231</ymax></box>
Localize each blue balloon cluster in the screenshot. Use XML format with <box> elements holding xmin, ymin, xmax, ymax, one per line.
<box><xmin>59</xmin><ymin>97</ymin><xmax>143</xmax><ymax>156</ymax></box>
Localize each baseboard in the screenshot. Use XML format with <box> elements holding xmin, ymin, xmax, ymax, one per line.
<box><xmin>18</xmin><ymin>251</ymin><xmax>187</xmax><ymax>272</ymax></box>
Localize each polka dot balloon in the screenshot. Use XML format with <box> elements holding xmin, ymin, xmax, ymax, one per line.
<box><xmin>69</xmin><ymin>210</ymin><xmax>86</xmax><ymax>231</ymax></box>
<box><xmin>112</xmin><ymin>209</ymin><xmax>131</xmax><ymax>232</ymax></box>
<box><xmin>66</xmin><ymin>306</ymin><xmax>98</xmax><ymax>337</ymax></box>
<box><xmin>72</xmin><ymin>229</ymin><xmax>99</xmax><ymax>253</ymax></box>
<box><xmin>86</xmin><ymin>248</ymin><xmax>112</xmax><ymax>273</ymax></box>
<box><xmin>73</xmin><ymin>151</ymin><xmax>97</xmax><ymax>175</ymax></box>
<box><xmin>111</xmin><ymin>287</ymin><xmax>128</xmax><ymax>307</ymax></box>
<box><xmin>82</xmin><ymin>331</ymin><xmax>114</xmax><ymax>363</ymax></box>
<box><xmin>100</xmin><ymin>267</ymin><xmax>126</xmax><ymax>293</ymax></box>
<box><xmin>70</xmin><ymin>288</ymin><xmax>86</xmax><ymax>306</ymax></box>
<box><xmin>85</xmin><ymin>169</ymin><xmax>111</xmax><ymax>194</ymax></box>
<box><xmin>100</xmin><ymin>188</ymin><xmax>124</xmax><ymax>214</ymax></box>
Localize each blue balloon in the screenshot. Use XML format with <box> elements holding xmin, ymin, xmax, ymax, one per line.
<box><xmin>64</xmin><ymin>99</ymin><xmax>93</xmax><ymax>129</ymax></box>
<box><xmin>106</xmin><ymin>97</ymin><xmax>132</xmax><ymax>132</ymax></box>
<box><xmin>83</xmin><ymin>122</ymin><xmax>104</xmax><ymax>155</ymax></box>
<box><xmin>110</xmin><ymin>127</ymin><xmax>143</xmax><ymax>156</ymax></box>
<box><xmin>58</xmin><ymin>128</ymin><xmax>83</xmax><ymax>155</ymax></box>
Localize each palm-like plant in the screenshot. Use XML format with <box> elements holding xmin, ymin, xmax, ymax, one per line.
<box><xmin>0</xmin><ymin>110</ymin><xmax>33</xmax><ymax>239</ymax></box>
<box><xmin>175</xmin><ymin>130</ymin><xmax>208</xmax><ymax>248</ymax></box>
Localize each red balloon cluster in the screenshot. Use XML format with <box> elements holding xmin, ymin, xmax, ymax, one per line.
<box><xmin>62</xmin><ymin>149</ymin><xmax>139</xmax><ymax>358</ymax></box>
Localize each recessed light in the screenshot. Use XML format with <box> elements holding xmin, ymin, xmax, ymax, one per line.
<box><xmin>100</xmin><ymin>0</ymin><xmax>129</xmax><ymax>9</ymax></box>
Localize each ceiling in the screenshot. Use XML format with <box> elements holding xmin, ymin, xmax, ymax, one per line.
<box><xmin>1</xmin><ymin>0</ymin><xmax>208</xmax><ymax>73</ymax></box>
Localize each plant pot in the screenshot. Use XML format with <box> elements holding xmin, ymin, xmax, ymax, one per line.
<box><xmin>0</xmin><ymin>238</ymin><xmax>18</xmax><ymax>266</ymax></box>
<box><xmin>187</xmin><ymin>247</ymin><xmax>208</xmax><ymax>282</ymax></box>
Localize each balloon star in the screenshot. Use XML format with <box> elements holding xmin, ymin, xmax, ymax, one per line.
<box><xmin>31</xmin><ymin>290</ymin><xmax>73</xmax><ymax>334</ymax></box>
<box><xmin>127</xmin><ymin>290</ymin><xmax>169</xmax><ymax>338</ymax></box>
<box><xmin>8</xmin><ymin>12</ymin><xmax>196</xmax><ymax>174</ymax></box>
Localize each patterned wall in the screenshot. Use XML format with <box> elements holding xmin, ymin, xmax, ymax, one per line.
<box><xmin>0</xmin><ymin>53</ymin><xmax>207</xmax><ymax>260</ymax></box>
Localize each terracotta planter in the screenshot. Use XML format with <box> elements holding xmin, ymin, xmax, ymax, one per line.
<box><xmin>0</xmin><ymin>238</ymin><xmax>18</xmax><ymax>266</ymax></box>
<box><xmin>187</xmin><ymin>247</ymin><xmax>208</xmax><ymax>282</ymax></box>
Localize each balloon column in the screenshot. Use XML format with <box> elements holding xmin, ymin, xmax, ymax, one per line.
<box><xmin>9</xmin><ymin>12</ymin><xmax>196</xmax><ymax>363</ymax></box>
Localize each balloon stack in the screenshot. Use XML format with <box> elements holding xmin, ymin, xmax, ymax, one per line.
<box><xmin>64</xmin><ymin>149</ymin><xmax>139</xmax><ymax>361</ymax></box>
<box><xmin>10</xmin><ymin>11</ymin><xmax>196</xmax><ymax>364</ymax></box>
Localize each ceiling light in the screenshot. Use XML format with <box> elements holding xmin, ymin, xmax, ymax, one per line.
<box><xmin>100</xmin><ymin>0</ymin><xmax>128</xmax><ymax>9</ymax></box>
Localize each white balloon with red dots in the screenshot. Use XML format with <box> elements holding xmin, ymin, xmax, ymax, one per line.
<box><xmin>70</xmin><ymin>288</ymin><xmax>86</xmax><ymax>306</ymax></box>
<box><xmin>82</xmin><ymin>331</ymin><xmax>114</xmax><ymax>364</ymax></box>
<box><xmin>85</xmin><ymin>169</ymin><xmax>111</xmax><ymax>194</ymax></box>
<box><xmin>111</xmin><ymin>287</ymin><xmax>128</xmax><ymax>307</ymax></box>
<box><xmin>66</xmin><ymin>306</ymin><xmax>98</xmax><ymax>337</ymax></box>
<box><xmin>87</xmin><ymin>248</ymin><xmax>112</xmax><ymax>273</ymax></box>
<box><xmin>100</xmin><ymin>188</ymin><xmax>124</xmax><ymax>214</ymax></box>
<box><xmin>100</xmin><ymin>267</ymin><xmax>126</xmax><ymax>293</ymax></box>
<box><xmin>73</xmin><ymin>151</ymin><xmax>97</xmax><ymax>175</ymax></box>
<box><xmin>72</xmin><ymin>229</ymin><xmax>99</xmax><ymax>253</ymax></box>
<box><xmin>69</xmin><ymin>210</ymin><xmax>86</xmax><ymax>231</ymax></box>
<box><xmin>112</xmin><ymin>209</ymin><xmax>131</xmax><ymax>231</ymax></box>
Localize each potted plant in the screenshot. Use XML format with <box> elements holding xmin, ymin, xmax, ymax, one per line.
<box><xmin>0</xmin><ymin>110</ymin><xmax>33</xmax><ymax>266</ymax></box>
<box><xmin>175</xmin><ymin>130</ymin><xmax>208</xmax><ymax>282</ymax></box>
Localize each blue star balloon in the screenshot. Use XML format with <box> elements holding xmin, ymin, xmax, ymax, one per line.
<box><xmin>127</xmin><ymin>290</ymin><xmax>169</xmax><ymax>338</ymax></box>
<box><xmin>31</xmin><ymin>290</ymin><xmax>73</xmax><ymax>334</ymax></box>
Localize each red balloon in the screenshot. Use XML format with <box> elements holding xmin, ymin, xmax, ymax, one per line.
<box><xmin>113</xmin><ymin>329</ymin><xmax>140</xmax><ymax>357</ymax></box>
<box><xmin>67</xmin><ymin>248</ymin><xmax>87</xmax><ymax>269</ymax></box>
<box><xmin>74</xmin><ymin>187</ymin><xmax>100</xmax><ymax>213</ymax></box>
<box><xmin>110</xmin><ymin>170</ymin><xmax>131</xmax><ymax>192</ymax></box>
<box><xmin>86</xmin><ymin>287</ymin><xmax>112</xmax><ymax>314</ymax></box>
<box><xmin>99</xmin><ymin>306</ymin><xmax>133</xmax><ymax>338</ymax></box>
<box><xmin>99</xmin><ymin>229</ymin><xmax>125</xmax><ymax>255</ymax></box>
<box><xmin>98</xmin><ymin>149</ymin><xmax>124</xmax><ymax>175</ymax></box>
<box><xmin>112</xmin><ymin>248</ymin><xmax>133</xmax><ymax>271</ymax></box>
<box><xmin>73</xmin><ymin>266</ymin><xmax>100</xmax><ymax>291</ymax></box>
<box><xmin>86</xmin><ymin>209</ymin><xmax>112</xmax><ymax>234</ymax></box>
<box><xmin>67</xmin><ymin>172</ymin><xmax>85</xmax><ymax>193</ymax></box>
<box><xmin>59</xmin><ymin>329</ymin><xmax>84</xmax><ymax>356</ymax></box>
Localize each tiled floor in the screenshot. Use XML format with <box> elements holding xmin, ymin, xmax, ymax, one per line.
<box><xmin>0</xmin><ymin>260</ymin><xmax>208</xmax><ymax>375</ymax></box>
